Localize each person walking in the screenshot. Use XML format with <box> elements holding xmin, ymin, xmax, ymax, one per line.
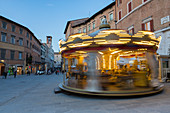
<box><xmin>3</xmin><ymin>71</ymin><xmax>7</xmax><ymax>79</ymax></box>
<box><xmin>28</xmin><ymin>70</ymin><xmax>30</xmax><ymax>76</ymax></box>
<box><xmin>8</xmin><ymin>70</ymin><xmax>10</xmax><ymax>76</ymax></box>
<box><xmin>14</xmin><ymin>70</ymin><xmax>17</xmax><ymax>78</ymax></box>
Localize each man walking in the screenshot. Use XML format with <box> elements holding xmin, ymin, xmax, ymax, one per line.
<box><xmin>3</xmin><ymin>71</ymin><xmax>7</xmax><ymax>79</ymax></box>
<box><xmin>14</xmin><ymin>70</ymin><xmax>17</xmax><ymax>78</ymax></box>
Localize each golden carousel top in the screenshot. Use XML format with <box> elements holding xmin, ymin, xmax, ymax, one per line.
<box><xmin>59</xmin><ymin>29</ymin><xmax>160</xmax><ymax>54</ymax></box>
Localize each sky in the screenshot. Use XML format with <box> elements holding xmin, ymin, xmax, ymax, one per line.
<box><xmin>0</xmin><ymin>0</ymin><xmax>113</xmax><ymax>52</ymax></box>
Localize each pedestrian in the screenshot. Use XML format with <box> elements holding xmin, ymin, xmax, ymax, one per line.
<box><xmin>22</xmin><ymin>70</ymin><xmax>23</xmax><ymax>75</ymax></box>
<box><xmin>26</xmin><ymin>70</ymin><xmax>29</xmax><ymax>76</ymax></box>
<box><xmin>8</xmin><ymin>70</ymin><xmax>10</xmax><ymax>76</ymax></box>
<box><xmin>28</xmin><ymin>70</ymin><xmax>30</xmax><ymax>76</ymax></box>
<box><xmin>62</xmin><ymin>70</ymin><xmax>64</xmax><ymax>74</ymax></box>
<box><xmin>3</xmin><ymin>71</ymin><xmax>7</xmax><ymax>79</ymax></box>
<box><xmin>14</xmin><ymin>70</ymin><xmax>17</xmax><ymax>78</ymax></box>
<box><xmin>55</xmin><ymin>70</ymin><xmax>58</xmax><ymax>75</ymax></box>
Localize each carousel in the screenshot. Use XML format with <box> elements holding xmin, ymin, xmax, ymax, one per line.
<box><xmin>58</xmin><ymin>20</ymin><xmax>164</xmax><ymax>96</ymax></box>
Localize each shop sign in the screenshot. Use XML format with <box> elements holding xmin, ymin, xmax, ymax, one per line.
<box><xmin>161</xmin><ymin>15</ymin><xmax>170</xmax><ymax>24</ymax></box>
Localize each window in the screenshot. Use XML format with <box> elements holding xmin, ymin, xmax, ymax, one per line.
<box><xmin>78</xmin><ymin>28</ymin><xmax>81</xmax><ymax>33</ymax></box>
<box><xmin>117</xmin><ymin>0</ymin><xmax>122</xmax><ymax>6</ymax></box>
<box><xmin>19</xmin><ymin>38</ymin><xmax>23</xmax><ymax>46</ymax></box>
<box><xmin>109</xmin><ymin>13</ymin><xmax>113</xmax><ymax>21</ymax></box>
<box><xmin>100</xmin><ymin>18</ymin><xmax>103</xmax><ymax>25</ymax></box>
<box><xmin>92</xmin><ymin>22</ymin><xmax>95</xmax><ymax>29</ymax></box>
<box><xmin>1</xmin><ymin>32</ymin><xmax>6</xmax><ymax>42</ymax></box>
<box><xmin>11</xmin><ymin>35</ymin><xmax>15</xmax><ymax>44</ymax></box>
<box><xmin>127</xmin><ymin>26</ymin><xmax>134</xmax><ymax>35</ymax></box>
<box><xmin>10</xmin><ymin>50</ymin><xmax>15</xmax><ymax>60</ymax></box>
<box><xmin>127</xmin><ymin>1</ymin><xmax>132</xmax><ymax>13</ymax></box>
<box><xmin>30</xmin><ymin>43</ymin><xmax>32</xmax><ymax>49</ymax></box>
<box><xmin>145</xmin><ymin>22</ymin><xmax>151</xmax><ymax>31</ymax></box>
<box><xmin>83</xmin><ymin>27</ymin><xmax>86</xmax><ymax>33</ymax></box>
<box><xmin>27</xmin><ymin>32</ymin><xmax>29</xmax><ymax>38</ymax></box>
<box><xmin>19</xmin><ymin>52</ymin><xmax>22</xmax><ymax>59</ymax></box>
<box><xmin>143</xmin><ymin>0</ymin><xmax>148</xmax><ymax>3</ymax></box>
<box><xmin>162</xmin><ymin>59</ymin><xmax>169</xmax><ymax>68</ymax></box>
<box><xmin>88</xmin><ymin>24</ymin><xmax>91</xmax><ymax>31</ymax></box>
<box><xmin>142</xmin><ymin>20</ymin><xmax>154</xmax><ymax>31</ymax></box>
<box><xmin>2</xmin><ymin>21</ymin><xmax>7</xmax><ymax>29</ymax></box>
<box><xmin>30</xmin><ymin>35</ymin><xmax>32</xmax><ymax>40</ymax></box>
<box><xmin>19</xmin><ymin>28</ymin><xmax>23</xmax><ymax>34</ymax></box>
<box><xmin>11</xmin><ymin>25</ymin><xmax>15</xmax><ymax>32</ymax></box>
<box><xmin>118</xmin><ymin>10</ymin><xmax>122</xmax><ymax>20</ymax></box>
<box><xmin>1</xmin><ymin>49</ymin><xmax>6</xmax><ymax>59</ymax></box>
<box><xmin>27</xmin><ymin>40</ymin><xmax>29</xmax><ymax>47</ymax></box>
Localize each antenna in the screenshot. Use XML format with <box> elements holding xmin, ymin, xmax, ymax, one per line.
<box><xmin>89</xmin><ymin>11</ymin><xmax>91</xmax><ymax>17</ymax></box>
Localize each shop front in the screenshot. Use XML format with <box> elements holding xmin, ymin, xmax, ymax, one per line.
<box><xmin>0</xmin><ymin>61</ymin><xmax>6</xmax><ymax>76</ymax></box>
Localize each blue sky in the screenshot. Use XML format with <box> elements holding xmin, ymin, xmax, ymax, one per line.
<box><xmin>0</xmin><ymin>0</ymin><xmax>113</xmax><ymax>52</ymax></box>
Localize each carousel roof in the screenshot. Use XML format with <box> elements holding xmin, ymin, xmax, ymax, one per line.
<box><xmin>59</xmin><ymin>28</ymin><xmax>160</xmax><ymax>53</ymax></box>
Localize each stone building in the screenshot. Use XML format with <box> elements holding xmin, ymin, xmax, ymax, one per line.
<box><xmin>46</xmin><ymin>36</ymin><xmax>54</xmax><ymax>72</ymax></box>
<box><xmin>54</xmin><ymin>52</ymin><xmax>62</xmax><ymax>70</ymax></box>
<box><xmin>0</xmin><ymin>16</ymin><xmax>41</xmax><ymax>75</ymax></box>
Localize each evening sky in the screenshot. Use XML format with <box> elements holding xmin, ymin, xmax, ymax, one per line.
<box><xmin>0</xmin><ymin>0</ymin><xmax>113</xmax><ymax>51</ymax></box>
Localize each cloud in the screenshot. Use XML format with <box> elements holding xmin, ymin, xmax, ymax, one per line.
<box><xmin>47</xmin><ymin>3</ymin><xmax>54</xmax><ymax>7</ymax></box>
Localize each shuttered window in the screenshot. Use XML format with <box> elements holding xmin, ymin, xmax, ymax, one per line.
<box><xmin>128</xmin><ymin>1</ymin><xmax>132</xmax><ymax>13</ymax></box>
<box><xmin>127</xmin><ymin>26</ymin><xmax>134</xmax><ymax>35</ymax></box>
<box><xmin>118</xmin><ymin>11</ymin><xmax>122</xmax><ymax>20</ymax></box>
<box><xmin>117</xmin><ymin>0</ymin><xmax>122</xmax><ymax>6</ymax></box>
<box><xmin>142</xmin><ymin>20</ymin><xmax>154</xmax><ymax>32</ymax></box>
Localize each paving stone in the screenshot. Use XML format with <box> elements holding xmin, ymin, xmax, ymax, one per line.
<box><xmin>0</xmin><ymin>73</ymin><xmax>170</xmax><ymax>113</ymax></box>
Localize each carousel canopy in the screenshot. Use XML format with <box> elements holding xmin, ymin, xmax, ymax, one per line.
<box><xmin>59</xmin><ymin>29</ymin><xmax>160</xmax><ymax>53</ymax></box>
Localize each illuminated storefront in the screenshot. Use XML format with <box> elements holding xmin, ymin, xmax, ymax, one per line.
<box><xmin>59</xmin><ymin>25</ymin><xmax>164</xmax><ymax>96</ymax></box>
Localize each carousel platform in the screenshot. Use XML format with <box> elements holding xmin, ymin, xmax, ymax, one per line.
<box><xmin>58</xmin><ymin>83</ymin><xmax>164</xmax><ymax>97</ymax></box>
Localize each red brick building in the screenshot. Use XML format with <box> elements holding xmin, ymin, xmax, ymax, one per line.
<box><xmin>0</xmin><ymin>16</ymin><xmax>41</xmax><ymax>75</ymax></box>
<box><xmin>64</xmin><ymin>0</ymin><xmax>170</xmax><ymax>81</ymax></box>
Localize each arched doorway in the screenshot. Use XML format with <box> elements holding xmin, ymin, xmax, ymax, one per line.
<box><xmin>0</xmin><ymin>62</ymin><xmax>6</xmax><ymax>76</ymax></box>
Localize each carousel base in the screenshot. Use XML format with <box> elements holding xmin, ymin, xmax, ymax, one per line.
<box><xmin>59</xmin><ymin>83</ymin><xmax>164</xmax><ymax>97</ymax></box>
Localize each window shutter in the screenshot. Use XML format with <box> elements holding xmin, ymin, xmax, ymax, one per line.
<box><xmin>129</xmin><ymin>2</ymin><xmax>132</xmax><ymax>12</ymax></box>
<box><xmin>150</xmin><ymin>20</ymin><xmax>154</xmax><ymax>32</ymax></box>
<box><xmin>119</xmin><ymin>11</ymin><xmax>121</xmax><ymax>20</ymax></box>
<box><xmin>132</xmin><ymin>28</ymin><xmax>134</xmax><ymax>35</ymax></box>
<box><xmin>142</xmin><ymin>23</ymin><xmax>145</xmax><ymax>30</ymax></box>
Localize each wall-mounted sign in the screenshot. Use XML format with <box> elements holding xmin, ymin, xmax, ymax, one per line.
<box><xmin>161</xmin><ymin>15</ymin><xmax>170</xmax><ymax>25</ymax></box>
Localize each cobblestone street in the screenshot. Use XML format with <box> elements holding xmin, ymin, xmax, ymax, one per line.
<box><xmin>0</xmin><ymin>73</ymin><xmax>170</xmax><ymax>113</ymax></box>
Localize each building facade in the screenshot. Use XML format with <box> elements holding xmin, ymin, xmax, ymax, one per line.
<box><xmin>0</xmin><ymin>16</ymin><xmax>41</xmax><ymax>75</ymax></box>
<box><xmin>64</xmin><ymin>0</ymin><xmax>170</xmax><ymax>81</ymax></box>
<box><xmin>46</xmin><ymin>36</ymin><xmax>54</xmax><ymax>72</ymax></box>
<box><xmin>54</xmin><ymin>52</ymin><xmax>62</xmax><ymax>69</ymax></box>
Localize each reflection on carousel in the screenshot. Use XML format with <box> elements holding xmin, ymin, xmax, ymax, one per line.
<box><xmin>58</xmin><ymin>17</ymin><xmax>164</xmax><ymax>96</ymax></box>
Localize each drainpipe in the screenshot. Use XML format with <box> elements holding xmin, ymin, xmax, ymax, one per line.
<box><xmin>114</xmin><ymin>0</ymin><xmax>117</xmax><ymax>29</ymax></box>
